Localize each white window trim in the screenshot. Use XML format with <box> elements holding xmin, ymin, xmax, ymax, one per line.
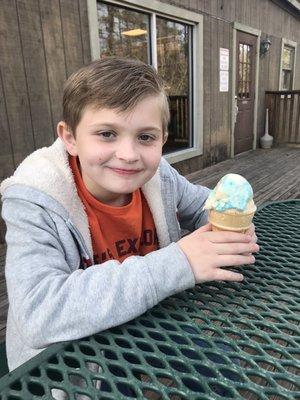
<box><xmin>279</xmin><ymin>38</ymin><xmax>297</xmax><ymax>90</ymax></box>
<box><xmin>86</xmin><ymin>0</ymin><xmax>203</xmax><ymax>164</ymax></box>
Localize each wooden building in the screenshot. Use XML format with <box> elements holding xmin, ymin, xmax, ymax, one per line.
<box><xmin>0</xmin><ymin>0</ymin><xmax>300</xmax><ymax>242</ymax></box>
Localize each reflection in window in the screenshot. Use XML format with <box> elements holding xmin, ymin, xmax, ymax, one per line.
<box><xmin>98</xmin><ymin>2</ymin><xmax>150</xmax><ymax>63</ymax></box>
<box><xmin>156</xmin><ymin>17</ymin><xmax>191</xmax><ymax>153</ymax></box>
<box><xmin>97</xmin><ymin>2</ymin><xmax>193</xmax><ymax>154</ymax></box>
<box><xmin>238</xmin><ymin>43</ymin><xmax>252</xmax><ymax>99</ymax></box>
<box><xmin>281</xmin><ymin>45</ymin><xmax>295</xmax><ymax>90</ymax></box>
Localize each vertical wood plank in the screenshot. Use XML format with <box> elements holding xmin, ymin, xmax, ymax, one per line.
<box><xmin>210</xmin><ymin>0</ymin><xmax>218</xmax><ymax>17</ymax></box>
<box><xmin>275</xmin><ymin>4</ymin><xmax>284</xmax><ymax>39</ymax></box>
<box><xmin>267</xmin><ymin>36</ymin><xmax>280</xmax><ymax>91</ymax></box>
<box><xmin>220</xmin><ymin>0</ymin><xmax>232</xmax><ymax>22</ymax></box>
<box><xmin>210</xmin><ymin>17</ymin><xmax>219</xmax><ymax>164</ymax></box>
<box><xmin>216</xmin><ymin>0</ymin><xmax>225</xmax><ymax>20</ymax></box>
<box><xmin>0</xmin><ymin>0</ymin><xmax>35</xmax><ymax>167</ymax></box>
<box><xmin>278</xmin><ymin>95</ymin><xmax>285</xmax><ymax>143</ymax></box>
<box><xmin>188</xmin><ymin>0</ymin><xmax>199</xmax><ymax>12</ymax></box>
<box><xmin>274</xmin><ymin>93</ymin><xmax>280</xmax><ymax>141</ymax></box>
<box><xmin>78</xmin><ymin>0</ymin><xmax>92</xmax><ymax>64</ymax></box>
<box><xmin>259</xmin><ymin>0</ymin><xmax>267</xmax><ymax>34</ymax></box>
<box><xmin>286</xmin><ymin>95</ymin><xmax>292</xmax><ymax>144</ymax></box>
<box><xmin>217</xmin><ymin>19</ymin><xmax>226</xmax><ymax>159</ymax></box>
<box><xmin>265</xmin><ymin>93</ymin><xmax>271</xmax><ymax>137</ymax></box>
<box><xmin>60</xmin><ymin>0</ymin><xmax>84</xmax><ymax>76</ymax></box>
<box><xmin>17</xmin><ymin>0</ymin><xmax>54</xmax><ymax>148</ymax></box>
<box><xmin>203</xmin><ymin>15</ymin><xmax>211</xmax><ymax>167</ymax></box>
<box><xmin>203</xmin><ymin>0</ymin><xmax>213</xmax><ymax>166</ymax></box>
<box><xmin>264</xmin><ymin>0</ymin><xmax>272</xmax><ymax>34</ymax></box>
<box><xmin>250</xmin><ymin>0</ymin><xmax>260</xmax><ymax>30</ymax></box>
<box><xmin>200</xmin><ymin>0</ymin><xmax>212</xmax><ymax>14</ymax></box>
<box><xmin>0</xmin><ymin>219</ymin><xmax>6</xmax><ymax>245</ymax></box>
<box><xmin>291</xmin><ymin>15</ymin><xmax>299</xmax><ymax>43</ymax></box>
<box><xmin>235</xmin><ymin>0</ymin><xmax>245</xmax><ymax>24</ymax></box>
<box><xmin>244</xmin><ymin>0</ymin><xmax>251</xmax><ymax>25</ymax></box>
<box><xmin>282</xmin><ymin>7</ymin><xmax>291</xmax><ymax>39</ymax></box>
<box><xmin>295</xmin><ymin>94</ymin><xmax>300</xmax><ymax>143</ymax></box>
<box><xmin>282</xmin><ymin>95</ymin><xmax>289</xmax><ymax>143</ymax></box>
<box><xmin>223</xmin><ymin>20</ymin><xmax>231</xmax><ymax>158</ymax></box>
<box><xmin>0</xmin><ymin>70</ymin><xmax>14</xmax><ymax>180</ymax></box>
<box><xmin>288</xmin><ymin>94</ymin><xmax>297</xmax><ymax>143</ymax></box>
<box><xmin>39</xmin><ymin>0</ymin><xmax>66</xmax><ymax>132</ymax></box>
<box><xmin>211</xmin><ymin>0</ymin><xmax>219</xmax><ymax>162</ymax></box>
<box><xmin>257</xmin><ymin>48</ymin><xmax>268</xmax><ymax>141</ymax></box>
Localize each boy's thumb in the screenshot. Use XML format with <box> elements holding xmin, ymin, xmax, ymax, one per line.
<box><xmin>198</xmin><ymin>223</ymin><xmax>212</xmax><ymax>232</ymax></box>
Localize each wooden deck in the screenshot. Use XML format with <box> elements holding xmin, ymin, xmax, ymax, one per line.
<box><xmin>0</xmin><ymin>146</ymin><xmax>299</xmax><ymax>343</ymax></box>
<box><xmin>186</xmin><ymin>146</ymin><xmax>300</xmax><ymax>206</ymax></box>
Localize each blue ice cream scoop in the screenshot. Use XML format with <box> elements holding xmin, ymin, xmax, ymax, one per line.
<box><xmin>204</xmin><ymin>173</ymin><xmax>254</xmax><ymax>212</ymax></box>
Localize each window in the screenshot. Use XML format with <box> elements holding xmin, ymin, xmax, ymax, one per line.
<box><xmin>281</xmin><ymin>46</ymin><xmax>294</xmax><ymax>90</ymax></box>
<box><xmin>156</xmin><ymin>17</ymin><xmax>191</xmax><ymax>153</ymax></box>
<box><xmin>237</xmin><ymin>43</ymin><xmax>253</xmax><ymax>99</ymax></box>
<box><xmin>98</xmin><ymin>2</ymin><xmax>192</xmax><ymax>154</ymax></box>
<box><xmin>280</xmin><ymin>40</ymin><xmax>297</xmax><ymax>91</ymax></box>
<box><xmin>98</xmin><ymin>3</ymin><xmax>150</xmax><ymax>63</ymax></box>
<box><xmin>88</xmin><ymin>0</ymin><xmax>203</xmax><ymax>162</ymax></box>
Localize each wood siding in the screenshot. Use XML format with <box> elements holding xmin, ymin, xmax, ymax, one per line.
<box><xmin>0</xmin><ymin>0</ymin><xmax>91</xmax><ymax>242</ymax></box>
<box><xmin>0</xmin><ymin>0</ymin><xmax>300</xmax><ymax>241</ymax></box>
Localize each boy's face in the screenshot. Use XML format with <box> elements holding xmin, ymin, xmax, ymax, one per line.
<box><xmin>59</xmin><ymin>95</ymin><xmax>164</xmax><ymax>205</ymax></box>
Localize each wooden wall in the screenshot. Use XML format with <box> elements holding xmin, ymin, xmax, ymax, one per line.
<box><xmin>0</xmin><ymin>0</ymin><xmax>300</xmax><ymax>242</ymax></box>
<box><xmin>0</xmin><ymin>0</ymin><xmax>91</xmax><ymax>181</ymax></box>
<box><xmin>0</xmin><ymin>0</ymin><xmax>91</xmax><ymax>242</ymax></box>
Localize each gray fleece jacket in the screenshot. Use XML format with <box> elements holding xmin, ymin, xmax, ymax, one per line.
<box><xmin>0</xmin><ymin>138</ymin><xmax>210</xmax><ymax>372</ymax></box>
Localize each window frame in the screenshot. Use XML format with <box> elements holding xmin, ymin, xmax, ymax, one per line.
<box><xmin>279</xmin><ymin>38</ymin><xmax>297</xmax><ymax>91</ymax></box>
<box><xmin>87</xmin><ymin>0</ymin><xmax>203</xmax><ymax>164</ymax></box>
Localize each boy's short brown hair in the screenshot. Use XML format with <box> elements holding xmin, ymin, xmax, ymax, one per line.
<box><xmin>63</xmin><ymin>57</ymin><xmax>170</xmax><ymax>140</ymax></box>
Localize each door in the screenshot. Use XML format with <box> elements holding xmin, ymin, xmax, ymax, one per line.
<box><xmin>234</xmin><ymin>31</ymin><xmax>257</xmax><ymax>155</ymax></box>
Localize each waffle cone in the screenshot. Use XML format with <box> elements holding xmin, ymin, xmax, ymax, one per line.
<box><xmin>208</xmin><ymin>208</ymin><xmax>256</xmax><ymax>233</ymax></box>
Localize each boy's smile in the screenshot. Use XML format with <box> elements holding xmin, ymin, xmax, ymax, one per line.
<box><xmin>58</xmin><ymin>95</ymin><xmax>165</xmax><ymax>206</ymax></box>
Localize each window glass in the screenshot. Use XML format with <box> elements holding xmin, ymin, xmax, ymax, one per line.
<box><xmin>238</xmin><ymin>43</ymin><xmax>252</xmax><ymax>99</ymax></box>
<box><xmin>156</xmin><ymin>17</ymin><xmax>191</xmax><ymax>153</ymax></box>
<box><xmin>282</xmin><ymin>46</ymin><xmax>294</xmax><ymax>69</ymax></box>
<box><xmin>282</xmin><ymin>71</ymin><xmax>292</xmax><ymax>91</ymax></box>
<box><xmin>281</xmin><ymin>45</ymin><xmax>295</xmax><ymax>90</ymax></box>
<box><xmin>98</xmin><ymin>2</ymin><xmax>193</xmax><ymax>154</ymax></box>
<box><xmin>98</xmin><ymin>2</ymin><xmax>150</xmax><ymax>63</ymax></box>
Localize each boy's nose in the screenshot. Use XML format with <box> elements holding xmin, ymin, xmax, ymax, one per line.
<box><xmin>115</xmin><ymin>140</ymin><xmax>140</xmax><ymax>163</ymax></box>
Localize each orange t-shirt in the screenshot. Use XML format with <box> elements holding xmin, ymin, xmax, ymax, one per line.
<box><xmin>70</xmin><ymin>156</ymin><xmax>158</xmax><ymax>264</ymax></box>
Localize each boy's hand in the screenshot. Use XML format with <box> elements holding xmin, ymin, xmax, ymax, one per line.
<box><xmin>178</xmin><ymin>223</ymin><xmax>259</xmax><ymax>284</ymax></box>
<box><xmin>242</xmin><ymin>223</ymin><xmax>258</xmax><ymax>255</ymax></box>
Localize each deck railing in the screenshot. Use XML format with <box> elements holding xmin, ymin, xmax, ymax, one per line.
<box><xmin>168</xmin><ymin>95</ymin><xmax>189</xmax><ymax>144</ymax></box>
<box><xmin>265</xmin><ymin>90</ymin><xmax>300</xmax><ymax>144</ymax></box>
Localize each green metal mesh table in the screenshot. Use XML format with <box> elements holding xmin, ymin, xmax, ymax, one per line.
<box><xmin>0</xmin><ymin>200</ymin><xmax>299</xmax><ymax>399</ymax></box>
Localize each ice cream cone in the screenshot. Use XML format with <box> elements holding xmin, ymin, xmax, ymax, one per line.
<box><xmin>208</xmin><ymin>208</ymin><xmax>256</xmax><ymax>233</ymax></box>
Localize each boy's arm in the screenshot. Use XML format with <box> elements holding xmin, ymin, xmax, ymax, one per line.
<box><xmin>161</xmin><ymin>159</ymin><xmax>210</xmax><ymax>231</ymax></box>
<box><xmin>3</xmin><ymin>198</ymin><xmax>195</xmax><ymax>349</ymax></box>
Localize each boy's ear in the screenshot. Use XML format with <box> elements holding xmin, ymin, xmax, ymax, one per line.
<box><xmin>162</xmin><ymin>132</ymin><xmax>168</xmax><ymax>145</ymax></box>
<box><xmin>57</xmin><ymin>121</ymin><xmax>78</xmax><ymax>156</ymax></box>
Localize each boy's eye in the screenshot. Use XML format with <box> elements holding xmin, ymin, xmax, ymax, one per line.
<box><xmin>139</xmin><ymin>134</ymin><xmax>155</xmax><ymax>142</ymax></box>
<box><xmin>98</xmin><ymin>131</ymin><xmax>115</xmax><ymax>139</ymax></box>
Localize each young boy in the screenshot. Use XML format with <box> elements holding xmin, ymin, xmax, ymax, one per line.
<box><xmin>1</xmin><ymin>58</ymin><xmax>258</xmax><ymax>372</ymax></box>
